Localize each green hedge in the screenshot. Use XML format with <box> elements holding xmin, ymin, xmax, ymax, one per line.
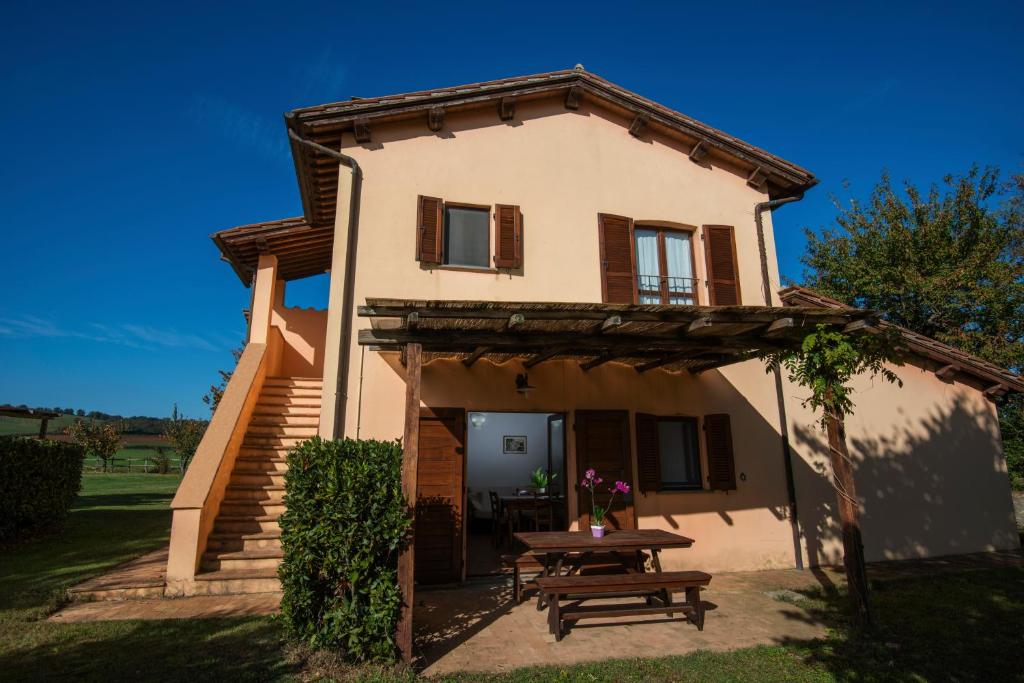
<box><xmin>0</xmin><ymin>436</ymin><xmax>84</xmax><ymax>541</ymax></box>
<box><xmin>278</xmin><ymin>437</ymin><xmax>411</xmax><ymax>661</ymax></box>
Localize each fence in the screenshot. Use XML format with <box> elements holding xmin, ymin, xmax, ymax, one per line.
<box><xmin>83</xmin><ymin>456</ymin><xmax>185</xmax><ymax>474</ymax></box>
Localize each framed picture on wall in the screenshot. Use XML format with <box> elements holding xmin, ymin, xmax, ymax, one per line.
<box><xmin>503</xmin><ymin>435</ymin><xmax>527</xmax><ymax>454</ymax></box>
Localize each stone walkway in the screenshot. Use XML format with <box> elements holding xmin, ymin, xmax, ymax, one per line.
<box><xmin>50</xmin><ymin>593</ymin><xmax>281</xmax><ymax>622</ymax></box>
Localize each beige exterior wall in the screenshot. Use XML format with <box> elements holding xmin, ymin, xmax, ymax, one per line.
<box><xmin>314</xmin><ymin>94</ymin><xmax>1017</xmax><ymax>572</ymax></box>
<box><xmin>785</xmin><ymin>359</ymin><xmax>1020</xmax><ymax>566</ymax></box>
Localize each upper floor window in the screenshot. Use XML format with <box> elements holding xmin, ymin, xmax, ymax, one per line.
<box><xmin>598</xmin><ymin>213</ymin><xmax>740</xmax><ymax>306</ymax></box>
<box><xmin>444</xmin><ymin>205</ymin><xmax>490</xmax><ymax>268</ymax></box>
<box><xmin>416</xmin><ymin>195</ymin><xmax>522</xmax><ymax>270</ymax></box>
<box><xmin>635</xmin><ymin>227</ymin><xmax>697</xmax><ymax>305</ymax></box>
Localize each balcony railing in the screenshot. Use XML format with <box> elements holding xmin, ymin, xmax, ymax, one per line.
<box><xmin>638</xmin><ymin>274</ymin><xmax>698</xmax><ymax>305</ymax></box>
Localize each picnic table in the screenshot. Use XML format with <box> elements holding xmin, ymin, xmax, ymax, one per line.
<box><xmin>514</xmin><ymin>529</ymin><xmax>709</xmax><ymax>639</ymax></box>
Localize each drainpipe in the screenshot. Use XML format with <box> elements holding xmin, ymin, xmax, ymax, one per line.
<box><xmin>286</xmin><ymin>124</ymin><xmax>363</xmax><ymax>440</ymax></box>
<box><xmin>754</xmin><ymin>191</ymin><xmax>805</xmax><ymax>570</ymax></box>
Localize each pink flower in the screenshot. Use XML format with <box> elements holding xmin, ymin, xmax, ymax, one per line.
<box><xmin>585</xmin><ymin>469</ymin><xmax>596</xmax><ymax>480</ymax></box>
<box><xmin>594</xmin><ymin>477</ymin><xmax>603</xmax><ymax>485</ymax></box>
<box><xmin>617</xmin><ymin>481</ymin><xmax>631</xmax><ymax>494</ymax></box>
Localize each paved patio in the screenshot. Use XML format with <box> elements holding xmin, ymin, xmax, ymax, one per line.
<box><xmin>49</xmin><ymin>545</ymin><xmax>1023</xmax><ymax>675</ymax></box>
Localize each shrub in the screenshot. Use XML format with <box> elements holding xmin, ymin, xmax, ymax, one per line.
<box><xmin>278</xmin><ymin>437</ymin><xmax>411</xmax><ymax>662</ymax></box>
<box><xmin>0</xmin><ymin>436</ymin><xmax>84</xmax><ymax>541</ymax></box>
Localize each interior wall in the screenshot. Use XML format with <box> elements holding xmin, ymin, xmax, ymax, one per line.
<box><xmin>466</xmin><ymin>412</ymin><xmax>561</xmax><ymax>519</ymax></box>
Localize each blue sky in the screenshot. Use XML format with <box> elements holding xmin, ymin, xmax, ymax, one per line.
<box><xmin>1</xmin><ymin>1</ymin><xmax>1022</xmax><ymax>418</ymax></box>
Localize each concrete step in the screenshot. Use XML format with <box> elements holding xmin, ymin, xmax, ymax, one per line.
<box><xmin>246</xmin><ymin>424</ymin><xmax>319</xmax><ymax>437</ymax></box>
<box><xmin>218</xmin><ymin>500</ymin><xmax>285</xmax><ymax>518</ymax></box>
<box><xmin>224</xmin><ymin>484</ymin><xmax>285</xmax><ymax>503</ymax></box>
<box><xmin>255</xmin><ymin>394</ymin><xmax>322</xmax><ymax>407</ymax></box>
<box><xmin>251</xmin><ymin>405</ymin><xmax>322</xmax><ymax>418</ymax></box>
<box><xmin>234</xmin><ymin>455</ymin><xmax>289</xmax><ymax>472</ymax></box>
<box><xmin>249</xmin><ymin>413</ymin><xmax>320</xmax><ymax>427</ymax></box>
<box><xmin>259</xmin><ymin>386</ymin><xmax>322</xmax><ymax>398</ymax></box>
<box><xmin>206</xmin><ymin>530</ymin><xmax>282</xmax><ymax>552</ymax></box>
<box><xmin>214</xmin><ymin>515</ymin><xmax>281</xmax><ymax>534</ymax></box>
<box><xmin>264</xmin><ymin>376</ymin><xmax>322</xmax><ymax>388</ymax></box>
<box><xmin>230</xmin><ymin>471</ymin><xmax>286</xmax><ymax>487</ymax></box>
<box><xmin>192</xmin><ymin>568</ymin><xmax>282</xmax><ymax>596</ymax></box>
<box><xmin>201</xmin><ymin>547</ymin><xmax>283</xmax><ymax>572</ymax></box>
<box><xmin>242</xmin><ymin>435</ymin><xmax>309</xmax><ymax>448</ymax></box>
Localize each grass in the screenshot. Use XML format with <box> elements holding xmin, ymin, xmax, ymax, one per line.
<box><xmin>0</xmin><ymin>414</ymin><xmax>79</xmax><ymax>436</ymax></box>
<box><xmin>1</xmin><ymin>474</ymin><xmax>1022</xmax><ymax>681</ymax></box>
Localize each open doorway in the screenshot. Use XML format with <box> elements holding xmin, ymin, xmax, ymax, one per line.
<box><xmin>464</xmin><ymin>411</ymin><xmax>566</xmax><ymax>577</ymax></box>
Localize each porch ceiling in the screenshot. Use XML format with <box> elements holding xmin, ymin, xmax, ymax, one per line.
<box><xmin>212</xmin><ymin>217</ymin><xmax>333</xmax><ymax>284</ymax></box>
<box><xmin>357</xmin><ymin>299</ymin><xmax>877</xmax><ymax>374</ymax></box>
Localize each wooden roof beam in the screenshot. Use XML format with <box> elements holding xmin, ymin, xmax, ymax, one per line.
<box><xmin>507</xmin><ymin>313</ymin><xmax>525</xmax><ymax>330</ymax></box>
<box><xmin>635</xmin><ymin>351</ymin><xmax>695</xmax><ymax>373</ymax></box>
<box><xmin>746</xmin><ymin>166</ymin><xmax>769</xmax><ymax>191</ymax></box>
<box><xmin>523</xmin><ymin>345</ymin><xmax>568</xmax><ymax>369</ymax></box>
<box><xmin>498</xmin><ymin>96</ymin><xmax>516</xmax><ymax>121</ymax></box>
<box><xmin>405</xmin><ymin>312</ymin><xmax>420</xmax><ymax>330</ymax></box>
<box><xmin>688</xmin><ymin>139</ymin><xmax>709</xmax><ymax>163</ymax></box>
<box><xmin>935</xmin><ymin>363</ymin><xmax>960</xmax><ymax>380</ymax></box>
<box><xmin>628</xmin><ymin>114</ymin><xmax>648</xmax><ymax>138</ymax></box>
<box><xmin>764</xmin><ymin>317</ymin><xmax>795</xmax><ymax>337</ymax></box>
<box><xmin>565</xmin><ymin>85</ymin><xmax>582</xmax><ymax>110</ymax></box>
<box><xmin>984</xmin><ymin>383</ymin><xmax>1008</xmax><ymax>400</ymax></box>
<box><xmin>353</xmin><ymin>118</ymin><xmax>371</xmax><ymax>143</ymax></box>
<box><xmin>580</xmin><ymin>352</ymin><xmax>620</xmax><ymax>372</ymax></box>
<box><xmin>599</xmin><ymin>315</ymin><xmax>622</xmax><ymax>333</ymax></box>
<box><xmin>428</xmin><ymin>106</ymin><xmax>444</xmax><ymax>132</ymax></box>
<box><xmin>463</xmin><ymin>346</ymin><xmax>491</xmax><ymax>368</ymax></box>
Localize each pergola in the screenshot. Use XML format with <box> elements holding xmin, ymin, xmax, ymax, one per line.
<box><xmin>356</xmin><ymin>299</ymin><xmax>876</xmax><ymax>661</ymax></box>
<box><xmin>0</xmin><ymin>406</ymin><xmax>61</xmax><ymax>439</ymax></box>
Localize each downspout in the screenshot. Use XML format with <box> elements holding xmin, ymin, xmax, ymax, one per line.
<box><xmin>754</xmin><ymin>191</ymin><xmax>805</xmax><ymax>570</ymax></box>
<box><xmin>286</xmin><ymin>125</ymin><xmax>363</xmax><ymax>440</ymax></box>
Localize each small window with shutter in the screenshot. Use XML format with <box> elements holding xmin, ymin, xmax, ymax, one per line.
<box><xmin>636</xmin><ymin>414</ymin><xmax>703</xmax><ymax>493</ymax></box>
<box><xmin>703</xmin><ymin>225</ymin><xmax>741</xmax><ymax>305</ymax></box>
<box><xmin>416</xmin><ymin>196</ymin><xmax>522</xmax><ymax>270</ymax></box>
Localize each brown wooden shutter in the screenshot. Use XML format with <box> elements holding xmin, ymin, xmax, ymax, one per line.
<box><xmin>416</xmin><ymin>195</ymin><xmax>444</xmax><ymax>264</ymax></box>
<box><xmin>635</xmin><ymin>413</ymin><xmax>661</xmax><ymax>494</ymax></box>
<box><xmin>703</xmin><ymin>225</ymin><xmax>741</xmax><ymax>305</ymax></box>
<box><xmin>493</xmin><ymin>204</ymin><xmax>522</xmax><ymax>269</ymax></box>
<box><xmin>703</xmin><ymin>413</ymin><xmax>737</xmax><ymax>490</ymax></box>
<box><xmin>597</xmin><ymin>213</ymin><xmax>637</xmax><ymax>303</ymax></box>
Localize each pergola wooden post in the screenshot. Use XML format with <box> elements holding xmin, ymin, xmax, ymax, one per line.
<box><xmin>396</xmin><ymin>342</ymin><xmax>421</xmax><ymax>664</ymax></box>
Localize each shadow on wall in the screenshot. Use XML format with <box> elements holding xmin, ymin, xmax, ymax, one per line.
<box><xmin>791</xmin><ymin>394</ymin><xmax>1020</xmax><ymax>566</ymax></box>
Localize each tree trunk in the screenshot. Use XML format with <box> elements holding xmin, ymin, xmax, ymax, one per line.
<box><xmin>825</xmin><ymin>408</ymin><xmax>871</xmax><ymax>626</ymax></box>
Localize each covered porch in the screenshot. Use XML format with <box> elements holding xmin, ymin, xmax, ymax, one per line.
<box><xmin>357</xmin><ymin>298</ymin><xmax>874</xmax><ymax>661</ymax></box>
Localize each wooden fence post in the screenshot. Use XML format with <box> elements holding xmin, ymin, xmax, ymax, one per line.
<box><xmin>396</xmin><ymin>342</ymin><xmax>421</xmax><ymax>664</ymax></box>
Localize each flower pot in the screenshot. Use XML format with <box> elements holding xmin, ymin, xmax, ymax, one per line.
<box><xmin>536</xmin><ymin>487</ymin><xmax>546</xmax><ymax>495</ymax></box>
<box><xmin>590</xmin><ymin>524</ymin><xmax>605</xmax><ymax>538</ymax></box>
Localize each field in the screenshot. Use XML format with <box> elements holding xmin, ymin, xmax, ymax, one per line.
<box><xmin>0</xmin><ymin>414</ymin><xmax>80</xmax><ymax>436</ymax></box>
<box><xmin>1</xmin><ymin>474</ymin><xmax>1022</xmax><ymax>681</ymax></box>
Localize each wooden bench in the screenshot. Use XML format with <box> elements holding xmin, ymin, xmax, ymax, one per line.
<box><xmin>536</xmin><ymin>570</ymin><xmax>712</xmax><ymax>640</ymax></box>
<box><xmin>507</xmin><ymin>551</ymin><xmax>647</xmax><ymax>604</ymax></box>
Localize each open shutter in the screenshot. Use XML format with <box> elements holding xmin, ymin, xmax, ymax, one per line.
<box><xmin>703</xmin><ymin>225</ymin><xmax>741</xmax><ymax>305</ymax></box>
<box><xmin>416</xmin><ymin>195</ymin><xmax>444</xmax><ymax>264</ymax></box>
<box><xmin>635</xmin><ymin>413</ymin><xmax>661</xmax><ymax>494</ymax></box>
<box><xmin>598</xmin><ymin>213</ymin><xmax>637</xmax><ymax>303</ymax></box>
<box><xmin>704</xmin><ymin>413</ymin><xmax>737</xmax><ymax>490</ymax></box>
<box><xmin>493</xmin><ymin>204</ymin><xmax>522</xmax><ymax>269</ymax></box>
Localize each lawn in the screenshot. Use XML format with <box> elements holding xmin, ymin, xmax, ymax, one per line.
<box><xmin>0</xmin><ymin>474</ymin><xmax>1021</xmax><ymax>682</ymax></box>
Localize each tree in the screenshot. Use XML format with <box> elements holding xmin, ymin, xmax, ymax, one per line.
<box><xmin>802</xmin><ymin>166</ymin><xmax>1024</xmax><ymax>487</ymax></box>
<box><xmin>163</xmin><ymin>406</ymin><xmax>206</xmax><ymax>473</ymax></box>
<box><xmin>65</xmin><ymin>420</ymin><xmax>122</xmax><ymax>472</ymax></box>
<box><xmin>762</xmin><ymin>325</ymin><xmax>903</xmax><ymax>626</ymax></box>
<box><xmin>203</xmin><ymin>344</ymin><xmax>244</xmax><ymax>414</ymax></box>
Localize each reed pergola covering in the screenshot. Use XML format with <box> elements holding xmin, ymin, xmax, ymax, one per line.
<box><xmin>358</xmin><ymin>299</ymin><xmax>878</xmax><ymax>373</ymax></box>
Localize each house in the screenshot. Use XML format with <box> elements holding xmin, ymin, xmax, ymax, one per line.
<box><xmin>166</xmin><ymin>68</ymin><xmax>1021</xmax><ymax>601</ymax></box>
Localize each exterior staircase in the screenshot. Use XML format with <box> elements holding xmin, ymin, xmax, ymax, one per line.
<box><xmin>191</xmin><ymin>376</ymin><xmax>321</xmax><ymax>595</ymax></box>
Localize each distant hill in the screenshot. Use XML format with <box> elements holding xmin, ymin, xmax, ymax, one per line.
<box><xmin>0</xmin><ymin>408</ymin><xmax>207</xmax><ymax>437</ymax></box>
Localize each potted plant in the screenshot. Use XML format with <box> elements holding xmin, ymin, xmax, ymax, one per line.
<box><xmin>580</xmin><ymin>469</ymin><xmax>631</xmax><ymax>537</ymax></box>
<box><xmin>530</xmin><ymin>467</ymin><xmax>557</xmax><ymax>494</ymax></box>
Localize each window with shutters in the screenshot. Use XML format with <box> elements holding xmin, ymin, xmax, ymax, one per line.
<box><xmin>416</xmin><ymin>196</ymin><xmax>522</xmax><ymax>271</ymax></box>
<box><xmin>703</xmin><ymin>225</ymin><xmax>741</xmax><ymax>305</ymax></box>
<box><xmin>635</xmin><ymin>413</ymin><xmax>703</xmax><ymax>493</ymax></box>
<box><xmin>444</xmin><ymin>204</ymin><xmax>490</xmax><ymax>268</ymax></box>
<box><xmin>634</xmin><ymin>226</ymin><xmax>698</xmax><ymax>305</ymax></box>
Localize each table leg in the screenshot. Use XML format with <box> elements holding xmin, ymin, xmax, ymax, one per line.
<box><xmin>649</xmin><ymin>549</ymin><xmax>672</xmax><ymax>610</ymax></box>
<box><xmin>537</xmin><ymin>552</ymin><xmax>565</xmax><ymax>611</ymax></box>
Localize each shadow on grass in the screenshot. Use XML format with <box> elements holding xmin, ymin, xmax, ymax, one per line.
<box><xmin>776</xmin><ymin>566</ymin><xmax>1024</xmax><ymax>682</ymax></box>
<box><xmin>0</xmin><ymin>617</ymin><xmax>298</xmax><ymax>682</ymax></box>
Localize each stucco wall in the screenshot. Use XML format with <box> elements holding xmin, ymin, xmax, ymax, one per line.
<box><xmin>315</xmin><ymin>94</ymin><xmax>1017</xmax><ymax>572</ymax></box>
<box><xmin>785</xmin><ymin>359</ymin><xmax>1020</xmax><ymax>565</ymax></box>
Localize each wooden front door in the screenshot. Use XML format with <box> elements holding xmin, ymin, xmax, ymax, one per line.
<box><xmin>415</xmin><ymin>408</ymin><xmax>465</xmax><ymax>584</ymax></box>
<box><xmin>575</xmin><ymin>410</ymin><xmax>636</xmax><ymax>530</ymax></box>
